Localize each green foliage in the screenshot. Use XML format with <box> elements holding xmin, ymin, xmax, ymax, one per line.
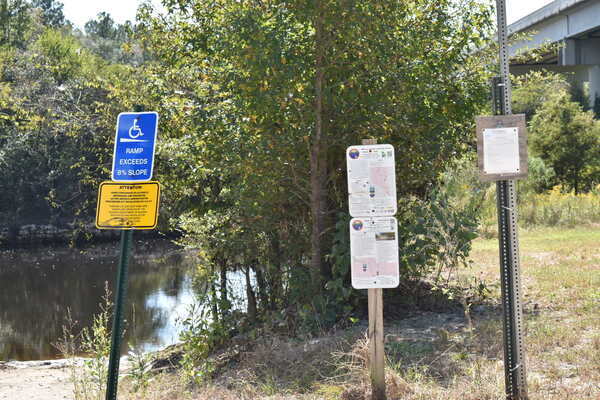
<box><xmin>55</xmin><ymin>285</ymin><xmax>112</xmax><ymax>400</ymax></box>
<box><xmin>178</xmin><ymin>303</ymin><xmax>223</xmax><ymax>385</ymax></box>
<box><xmin>125</xmin><ymin>349</ymin><xmax>154</xmax><ymax>394</ymax></box>
<box><xmin>34</xmin><ymin>29</ymin><xmax>83</xmax><ymax>82</ymax></box>
<box><xmin>80</xmin><ymin>12</ymin><xmax>142</xmax><ymax>64</ymax></box>
<box><xmin>0</xmin><ymin>19</ymin><xmax>142</xmax><ymax>239</ymax></box>
<box><xmin>78</xmin><ymin>300</ymin><xmax>112</xmax><ymax>400</ymax></box>
<box><xmin>518</xmin><ymin>185</ymin><xmax>600</xmax><ymax>227</ymax></box>
<box><xmin>84</xmin><ymin>12</ymin><xmax>121</xmax><ymax>40</ymax></box>
<box><xmin>523</xmin><ymin>156</ymin><xmax>556</xmax><ymax>193</ymax></box>
<box><xmin>512</xmin><ymin>71</ymin><xmax>570</xmax><ymax>121</ymax></box>
<box><xmin>324</xmin><ymin>212</ymin><xmax>358</xmax><ymax>323</ymax></box>
<box><xmin>398</xmin><ymin>190</ymin><xmax>479</xmax><ymax>283</ymax></box>
<box><xmin>530</xmin><ymin>92</ymin><xmax>600</xmax><ymax>193</ymax></box>
<box><xmin>594</xmin><ymin>94</ymin><xmax>600</xmax><ymax>119</ymax></box>
<box><xmin>446</xmin><ymin>155</ymin><xmax>600</xmax><ymax>232</ymax></box>
<box><xmin>31</xmin><ymin>0</ymin><xmax>66</xmax><ymax>28</ymax></box>
<box><xmin>0</xmin><ymin>0</ymin><xmax>31</xmax><ymax>48</ymax></box>
<box><xmin>0</xmin><ymin>0</ymin><xmax>503</xmax><ymax>373</ymax></box>
<box><xmin>134</xmin><ymin>0</ymin><xmax>494</xmax><ymax>335</ymax></box>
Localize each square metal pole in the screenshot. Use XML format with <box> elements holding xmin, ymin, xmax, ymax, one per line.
<box><xmin>493</xmin><ymin>1</ymin><xmax>528</xmax><ymax>397</ymax></box>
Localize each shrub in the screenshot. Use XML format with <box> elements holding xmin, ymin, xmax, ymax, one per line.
<box><xmin>55</xmin><ymin>285</ymin><xmax>112</xmax><ymax>400</ymax></box>
<box><xmin>530</xmin><ymin>92</ymin><xmax>600</xmax><ymax>194</ymax></box>
<box><xmin>512</xmin><ymin>71</ymin><xmax>570</xmax><ymax>120</ymax></box>
<box><xmin>519</xmin><ymin>185</ymin><xmax>600</xmax><ymax>227</ymax></box>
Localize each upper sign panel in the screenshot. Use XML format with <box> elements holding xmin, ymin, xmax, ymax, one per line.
<box><xmin>483</xmin><ymin>127</ymin><xmax>520</xmax><ymax>174</ymax></box>
<box><xmin>476</xmin><ymin>114</ymin><xmax>528</xmax><ymax>181</ymax></box>
<box><xmin>112</xmin><ymin>112</ymin><xmax>159</xmax><ymax>181</ymax></box>
<box><xmin>346</xmin><ymin>144</ymin><xmax>397</xmax><ymax>217</ymax></box>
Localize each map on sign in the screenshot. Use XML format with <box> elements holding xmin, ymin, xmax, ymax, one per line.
<box><xmin>346</xmin><ymin>144</ymin><xmax>397</xmax><ymax>217</ymax></box>
<box><xmin>112</xmin><ymin>112</ymin><xmax>159</xmax><ymax>181</ymax></box>
<box><xmin>483</xmin><ymin>127</ymin><xmax>520</xmax><ymax>174</ymax></box>
<box><xmin>349</xmin><ymin>217</ymin><xmax>399</xmax><ymax>289</ymax></box>
<box><xmin>96</xmin><ymin>182</ymin><xmax>160</xmax><ymax>229</ymax></box>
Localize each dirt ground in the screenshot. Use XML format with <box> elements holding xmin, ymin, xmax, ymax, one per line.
<box><xmin>0</xmin><ymin>360</ymin><xmax>73</xmax><ymax>400</ymax></box>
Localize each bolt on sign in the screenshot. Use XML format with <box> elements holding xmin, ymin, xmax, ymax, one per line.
<box><xmin>476</xmin><ymin>114</ymin><xmax>528</xmax><ymax>181</ymax></box>
<box><xmin>346</xmin><ymin>144</ymin><xmax>399</xmax><ymax>290</ymax></box>
<box><xmin>96</xmin><ymin>182</ymin><xmax>160</xmax><ymax>229</ymax></box>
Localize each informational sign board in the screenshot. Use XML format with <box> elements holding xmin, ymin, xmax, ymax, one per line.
<box><xmin>112</xmin><ymin>112</ymin><xmax>159</xmax><ymax>181</ymax></box>
<box><xmin>476</xmin><ymin>114</ymin><xmax>528</xmax><ymax>181</ymax></box>
<box><xmin>350</xmin><ymin>217</ymin><xmax>399</xmax><ymax>289</ymax></box>
<box><xmin>96</xmin><ymin>182</ymin><xmax>160</xmax><ymax>229</ymax></box>
<box><xmin>346</xmin><ymin>144</ymin><xmax>397</xmax><ymax>217</ymax></box>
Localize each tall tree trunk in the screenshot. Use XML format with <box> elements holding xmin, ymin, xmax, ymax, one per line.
<box><xmin>270</xmin><ymin>233</ymin><xmax>283</xmax><ymax>308</ymax></box>
<box><xmin>254</xmin><ymin>264</ymin><xmax>270</xmax><ymax>311</ymax></box>
<box><xmin>309</xmin><ymin>1</ymin><xmax>329</xmax><ymax>295</ymax></box>
<box><xmin>219</xmin><ymin>259</ymin><xmax>229</xmax><ymax>315</ymax></box>
<box><xmin>210</xmin><ymin>282</ymin><xmax>219</xmax><ymax>323</ymax></box>
<box><xmin>245</xmin><ymin>265</ymin><xmax>257</xmax><ymax>324</ymax></box>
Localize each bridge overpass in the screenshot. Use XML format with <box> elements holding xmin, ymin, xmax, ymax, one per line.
<box><xmin>508</xmin><ymin>0</ymin><xmax>600</xmax><ymax>106</ymax></box>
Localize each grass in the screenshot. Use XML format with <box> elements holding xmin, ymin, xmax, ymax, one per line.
<box><xmin>478</xmin><ymin>186</ymin><xmax>600</xmax><ymax>238</ymax></box>
<box><xmin>119</xmin><ymin>225</ymin><xmax>600</xmax><ymax>399</ymax></box>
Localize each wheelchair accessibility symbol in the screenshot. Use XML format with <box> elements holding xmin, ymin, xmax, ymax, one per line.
<box><xmin>120</xmin><ymin>118</ymin><xmax>149</xmax><ymax>143</ymax></box>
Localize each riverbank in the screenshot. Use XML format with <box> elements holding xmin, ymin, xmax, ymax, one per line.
<box><xmin>2</xmin><ymin>226</ymin><xmax>598</xmax><ymax>399</ymax></box>
<box><xmin>0</xmin><ymin>358</ymin><xmax>135</xmax><ymax>400</ymax></box>
<box><xmin>0</xmin><ymin>359</ymin><xmax>73</xmax><ymax>400</ymax></box>
<box><xmin>0</xmin><ymin>222</ymin><xmax>177</xmax><ymax>248</ymax></box>
<box><xmin>120</xmin><ymin>226</ymin><xmax>600</xmax><ymax>400</ymax></box>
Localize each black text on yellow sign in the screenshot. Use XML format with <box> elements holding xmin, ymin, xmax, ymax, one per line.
<box><xmin>96</xmin><ymin>181</ymin><xmax>160</xmax><ymax>229</ymax></box>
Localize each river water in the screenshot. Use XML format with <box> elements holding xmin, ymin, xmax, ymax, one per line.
<box><xmin>0</xmin><ymin>239</ymin><xmax>197</xmax><ymax>361</ymax></box>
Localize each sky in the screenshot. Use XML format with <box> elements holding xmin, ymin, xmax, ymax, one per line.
<box><xmin>62</xmin><ymin>0</ymin><xmax>555</xmax><ymax>30</ymax></box>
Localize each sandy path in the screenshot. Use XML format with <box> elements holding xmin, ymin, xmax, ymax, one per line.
<box><xmin>0</xmin><ymin>361</ymin><xmax>73</xmax><ymax>400</ymax></box>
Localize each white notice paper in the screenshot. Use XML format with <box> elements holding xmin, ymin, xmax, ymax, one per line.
<box><xmin>346</xmin><ymin>144</ymin><xmax>397</xmax><ymax>217</ymax></box>
<box><xmin>483</xmin><ymin>127</ymin><xmax>520</xmax><ymax>174</ymax></box>
<box><xmin>349</xmin><ymin>217</ymin><xmax>399</xmax><ymax>289</ymax></box>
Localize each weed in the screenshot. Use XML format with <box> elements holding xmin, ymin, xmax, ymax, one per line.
<box><xmin>125</xmin><ymin>349</ymin><xmax>154</xmax><ymax>394</ymax></box>
<box><xmin>55</xmin><ymin>283</ymin><xmax>113</xmax><ymax>400</ymax></box>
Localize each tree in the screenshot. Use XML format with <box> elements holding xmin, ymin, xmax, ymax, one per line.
<box><xmin>82</xmin><ymin>12</ymin><xmax>136</xmax><ymax>63</ymax></box>
<box><xmin>84</xmin><ymin>12</ymin><xmax>118</xmax><ymax>39</ymax></box>
<box><xmin>530</xmin><ymin>92</ymin><xmax>600</xmax><ymax>193</ymax></box>
<box><xmin>31</xmin><ymin>0</ymin><xmax>66</xmax><ymax>28</ymax></box>
<box><xmin>0</xmin><ymin>24</ymin><xmax>136</xmax><ymax>240</ymax></box>
<box><xmin>512</xmin><ymin>71</ymin><xmax>570</xmax><ymax>121</ymax></box>
<box><xmin>0</xmin><ymin>0</ymin><xmax>30</xmax><ymax>48</ymax></box>
<box><xmin>135</xmin><ymin>0</ymin><xmax>493</xmax><ymax>315</ymax></box>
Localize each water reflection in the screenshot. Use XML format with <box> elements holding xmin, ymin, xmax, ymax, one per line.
<box><xmin>0</xmin><ymin>240</ymin><xmax>196</xmax><ymax>361</ymax></box>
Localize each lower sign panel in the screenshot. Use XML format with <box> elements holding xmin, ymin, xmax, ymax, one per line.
<box><xmin>350</xmin><ymin>217</ymin><xmax>399</xmax><ymax>289</ymax></box>
<box><xmin>96</xmin><ymin>181</ymin><xmax>160</xmax><ymax>229</ymax></box>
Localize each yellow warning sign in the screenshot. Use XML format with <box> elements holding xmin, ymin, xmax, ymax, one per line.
<box><xmin>96</xmin><ymin>182</ymin><xmax>160</xmax><ymax>229</ymax></box>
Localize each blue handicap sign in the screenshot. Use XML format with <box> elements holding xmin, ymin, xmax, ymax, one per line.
<box><xmin>112</xmin><ymin>112</ymin><xmax>159</xmax><ymax>181</ymax></box>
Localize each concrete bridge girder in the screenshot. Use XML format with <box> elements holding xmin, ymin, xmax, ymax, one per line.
<box><xmin>509</xmin><ymin>0</ymin><xmax>600</xmax><ymax>107</ymax></box>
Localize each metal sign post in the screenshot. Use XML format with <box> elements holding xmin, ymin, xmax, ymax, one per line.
<box><xmin>494</xmin><ymin>1</ymin><xmax>528</xmax><ymax>398</ymax></box>
<box><xmin>100</xmin><ymin>106</ymin><xmax>160</xmax><ymax>400</ymax></box>
<box><xmin>105</xmin><ymin>229</ymin><xmax>132</xmax><ymax>400</ymax></box>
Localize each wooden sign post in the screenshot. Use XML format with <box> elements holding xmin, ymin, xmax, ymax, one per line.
<box><xmin>363</xmin><ymin>138</ymin><xmax>386</xmax><ymax>400</ymax></box>
<box><xmin>346</xmin><ymin>137</ymin><xmax>399</xmax><ymax>399</ymax></box>
<box><xmin>368</xmin><ymin>287</ymin><xmax>385</xmax><ymax>399</ymax></box>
